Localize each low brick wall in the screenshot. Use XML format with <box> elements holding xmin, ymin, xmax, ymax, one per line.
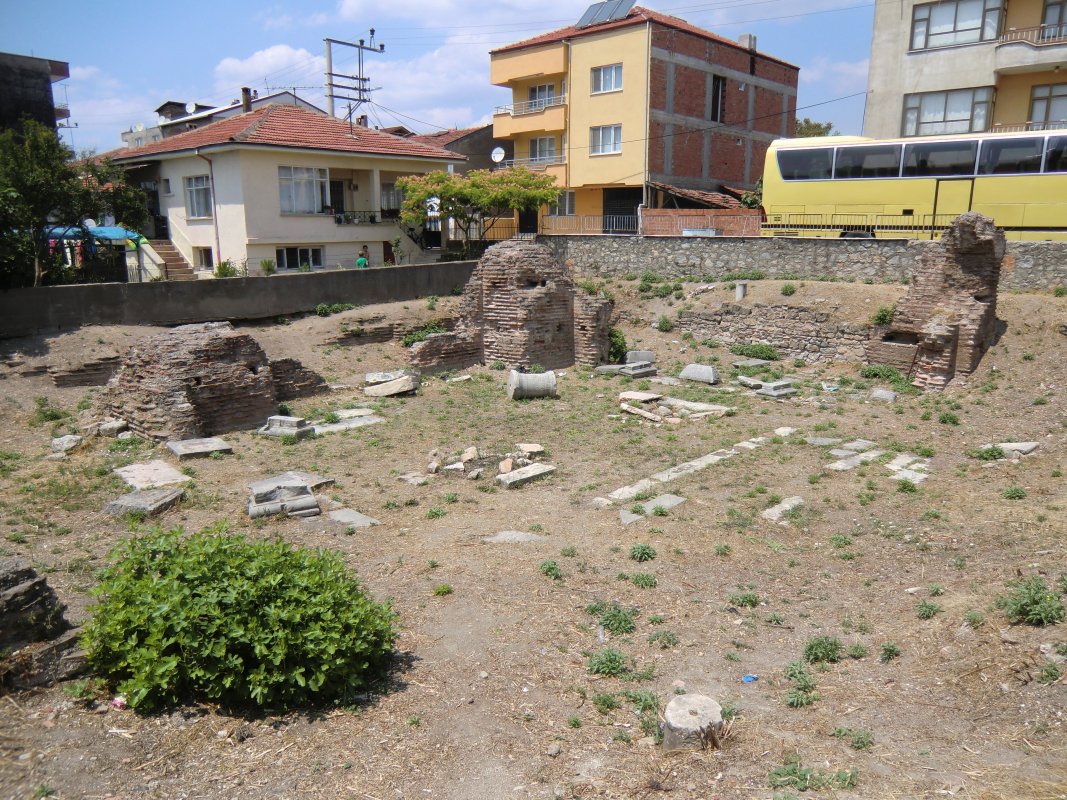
<box><xmin>539</xmin><ymin>235</ymin><xmax>1067</xmax><ymax>292</ymax></box>
<box><xmin>0</xmin><ymin>262</ymin><xmax>477</xmax><ymax>339</ymax></box>
<box><xmin>676</xmin><ymin>303</ymin><xmax>870</xmax><ymax>363</ymax></box>
<box><xmin>642</xmin><ymin>209</ymin><xmax>761</xmax><ymax>237</ymax></box>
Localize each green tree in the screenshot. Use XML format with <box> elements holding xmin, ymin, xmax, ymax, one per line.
<box><xmin>397</xmin><ymin>167</ymin><xmax>559</xmax><ymax>254</ymax></box>
<box><xmin>740</xmin><ymin>177</ymin><xmax>762</xmax><ymax>209</ymax></box>
<box><xmin>0</xmin><ymin>119</ymin><xmax>147</xmax><ymax>288</ymax></box>
<box><xmin>795</xmin><ymin>117</ymin><xmax>836</xmax><ymax>137</ymax></box>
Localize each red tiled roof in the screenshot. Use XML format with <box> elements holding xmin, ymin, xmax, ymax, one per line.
<box><xmin>113</xmin><ymin>105</ymin><xmax>466</xmax><ymax>162</ymax></box>
<box><xmin>491</xmin><ymin>5</ymin><xmax>798</xmax><ymax>70</ymax></box>
<box><xmin>408</xmin><ymin>125</ymin><xmax>489</xmax><ymax>148</ymax></box>
<box><xmin>649</xmin><ymin>181</ymin><xmax>743</xmax><ymax>209</ymax></box>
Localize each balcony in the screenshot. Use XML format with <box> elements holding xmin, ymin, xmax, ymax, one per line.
<box><xmin>492</xmin><ymin>95</ymin><xmax>567</xmax><ymax>138</ymax></box>
<box><xmin>996</xmin><ymin>25</ymin><xmax>1067</xmax><ymax>73</ymax></box>
<box><xmin>990</xmin><ymin>119</ymin><xmax>1067</xmax><ymax>132</ymax></box>
<box><xmin>333</xmin><ymin>208</ymin><xmax>402</xmax><ymax>225</ymax></box>
<box><xmin>495</xmin><ymin>154</ymin><xmax>566</xmax><ymax>185</ymax></box>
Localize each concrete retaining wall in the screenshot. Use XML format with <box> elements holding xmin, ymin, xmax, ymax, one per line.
<box><xmin>539</xmin><ymin>235</ymin><xmax>1067</xmax><ymax>292</ymax></box>
<box><xmin>0</xmin><ymin>262</ymin><xmax>477</xmax><ymax>339</ymax></box>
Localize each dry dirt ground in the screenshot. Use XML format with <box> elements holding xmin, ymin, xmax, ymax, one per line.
<box><xmin>0</xmin><ymin>277</ymin><xmax>1065</xmax><ymax>800</ymax></box>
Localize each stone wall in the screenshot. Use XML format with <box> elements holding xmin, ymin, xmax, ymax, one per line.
<box><xmin>408</xmin><ymin>330</ymin><xmax>483</xmax><ymax>373</ymax></box>
<box><xmin>539</xmin><ymin>235</ymin><xmax>1067</xmax><ymax>292</ymax></box>
<box><xmin>676</xmin><ymin>303</ymin><xmax>870</xmax><ymax>363</ymax></box>
<box><xmin>271</xmin><ymin>358</ymin><xmax>329</xmax><ymax>401</ymax></box>
<box><xmin>573</xmin><ymin>294</ymin><xmax>615</xmax><ymax>366</ymax></box>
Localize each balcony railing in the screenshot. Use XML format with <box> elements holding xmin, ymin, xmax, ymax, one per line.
<box><xmin>541</xmin><ymin>214</ymin><xmax>638</xmax><ymax>235</ymax></box>
<box><xmin>333</xmin><ymin>210</ymin><xmax>401</xmax><ymax>225</ymax></box>
<box><xmin>493</xmin><ymin>94</ymin><xmax>566</xmax><ymax>117</ymax></box>
<box><xmin>496</xmin><ymin>154</ymin><xmax>566</xmax><ymax>171</ymax></box>
<box><xmin>990</xmin><ymin>120</ymin><xmax>1067</xmax><ymax>132</ymax></box>
<box><xmin>998</xmin><ymin>24</ymin><xmax>1067</xmax><ymax>46</ymax></box>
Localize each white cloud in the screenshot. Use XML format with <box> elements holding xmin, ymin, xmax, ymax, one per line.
<box><xmin>213</xmin><ymin>45</ymin><xmax>326</xmax><ymax>98</ymax></box>
<box><xmin>799</xmin><ymin>55</ymin><xmax>869</xmax><ymax>95</ymax></box>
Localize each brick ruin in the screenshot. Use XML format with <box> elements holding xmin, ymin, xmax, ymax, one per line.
<box><xmin>101</xmin><ymin>322</ymin><xmax>326</xmax><ymax>441</ymax></box>
<box><xmin>409</xmin><ymin>240</ymin><xmax>614</xmax><ymax>372</ymax></box>
<box><xmin>866</xmin><ymin>212</ymin><xmax>1003</xmax><ymax>390</ymax></box>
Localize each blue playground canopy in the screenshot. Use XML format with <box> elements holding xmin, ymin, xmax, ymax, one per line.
<box><xmin>46</xmin><ymin>225</ymin><xmax>143</xmax><ymax>242</ymax></box>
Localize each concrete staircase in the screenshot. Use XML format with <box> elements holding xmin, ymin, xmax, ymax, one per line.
<box><xmin>148</xmin><ymin>240</ymin><xmax>197</xmax><ymax>281</ymax></box>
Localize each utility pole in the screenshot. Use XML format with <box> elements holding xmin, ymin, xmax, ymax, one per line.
<box><xmin>324</xmin><ymin>30</ymin><xmax>385</xmax><ymax>119</ymax></box>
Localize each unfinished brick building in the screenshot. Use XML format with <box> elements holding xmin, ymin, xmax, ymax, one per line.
<box><xmin>866</xmin><ymin>212</ymin><xmax>1003</xmax><ymax>391</ymax></box>
<box><xmin>101</xmin><ymin>322</ymin><xmax>325</xmax><ymax>440</ymax></box>
<box><xmin>409</xmin><ymin>240</ymin><xmax>613</xmax><ymax>372</ymax></box>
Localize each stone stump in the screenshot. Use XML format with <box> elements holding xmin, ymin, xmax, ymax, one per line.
<box><xmin>662</xmin><ymin>694</ymin><xmax>724</xmax><ymax>751</ymax></box>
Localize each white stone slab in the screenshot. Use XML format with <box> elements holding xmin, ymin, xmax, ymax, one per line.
<box><xmin>483</xmin><ymin>530</ymin><xmax>547</xmax><ymax>543</ymax></box>
<box><xmin>608</xmin><ymin>478</ymin><xmax>659</xmax><ymax>502</ymax></box>
<box><xmin>885</xmin><ymin>453</ymin><xmax>920</xmax><ymax>472</ymax></box>
<box><xmin>841</xmin><ymin>439</ymin><xmax>877</xmax><ymax>452</ymax></box>
<box><xmin>336</xmin><ymin>408</ymin><xmax>376</xmax><ymax>420</ymax></box>
<box><xmin>660</xmin><ymin>397</ymin><xmax>731</xmax><ymax>414</ymax></box>
<box><xmin>248</xmin><ymin>470</ymin><xmax>334</xmax><ymax>500</ymax></box>
<box><xmin>365</xmin><ymin>370</ymin><xmax>415</xmax><ymax>386</ymax></box>
<box><xmin>892</xmin><ymin>469</ymin><xmax>930</xmax><ymax>483</ymax></box>
<box><xmin>495</xmin><ymin>463</ymin><xmax>556</xmax><ymax>488</ymax></box>
<box><xmin>619</xmin><ymin>391</ymin><xmax>663</xmax><ymax>403</ymax></box>
<box><xmin>761</xmin><ymin>496</ymin><xmax>804</xmax><ymax>522</ymax></box>
<box><xmin>51</xmin><ymin>435</ymin><xmax>83</xmax><ymax>454</ymax></box>
<box><xmin>258</xmin><ymin>416</ymin><xmax>313</xmax><ymax>439</ymax></box>
<box><xmin>329</xmin><ymin>509</ymin><xmax>379</xmax><ymax>528</ymax></box>
<box><xmin>516</xmin><ymin>443</ymin><xmax>544</xmax><ymax>455</ymax></box>
<box><xmin>104</xmin><ymin>487</ymin><xmax>184</xmax><ymax>517</ymax></box>
<box><xmin>619</xmin><ymin>509</ymin><xmax>645</xmax><ymax>526</ymax></box>
<box><xmin>313</xmin><ymin>415</ymin><xmax>385</xmax><ymax>435</ymax></box>
<box><xmin>737</xmin><ymin>375</ymin><xmax>764</xmax><ymax>389</ymax></box>
<box><xmin>621</xmin><ymin>402</ymin><xmax>663</xmax><ymax>422</ymax></box>
<box><xmin>774</xmin><ymin>427</ymin><xmax>797</xmax><ymax>436</ymax></box>
<box><xmin>649</xmin><ymin>376</ymin><xmax>682</xmax><ymax>386</ymax></box>
<box><xmin>806</xmin><ymin>437</ymin><xmax>842</xmax><ymax>447</ymax></box>
<box><xmin>996</xmin><ymin>442</ymin><xmax>1039</xmax><ymax>456</ymax></box>
<box><xmin>398</xmin><ymin>472</ymin><xmax>429</xmax><ymax>486</ymax></box>
<box><xmin>166</xmin><ymin>437</ymin><xmax>232</xmax><ymax>459</ymax></box>
<box><xmin>733</xmin><ymin>358</ymin><xmax>770</xmax><ymax>368</ymax></box>
<box><xmin>114</xmin><ymin>460</ymin><xmax>191</xmax><ymax>490</ymax></box>
<box><xmin>678</xmin><ymin>364</ymin><xmax>720</xmax><ymax>385</ymax></box>
<box><xmin>364</xmin><ymin>375</ymin><xmax>419</xmax><ymax>397</ymax></box>
<box><xmin>640</xmin><ymin>494</ymin><xmax>686</xmax><ymax>514</ymax></box>
<box><xmin>826</xmin><ymin>450</ymin><xmax>886</xmax><ymax>471</ymax></box>
<box><xmin>870</xmin><ymin>388</ymin><xmax>897</xmax><ymax>403</ymax></box>
<box><xmin>734</xmin><ymin>441</ymin><xmax>759</xmax><ymax>450</ymax></box>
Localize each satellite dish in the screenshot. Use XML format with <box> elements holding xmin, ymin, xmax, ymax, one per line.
<box><xmin>491</xmin><ymin>146</ymin><xmax>506</xmax><ymax>164</ymax></box>
<box><xmin>134</xmin><ymin>122</ymin><xmax>146</xmax><ymax>132</ymax></box>
<box><xmin>185</xmin><ymin>102</ymin><xmax>197</xmax><ymax>114</ymax></box>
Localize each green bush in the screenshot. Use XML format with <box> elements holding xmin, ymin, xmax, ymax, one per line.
<box><xmin>730</xmin><ymin>343</ymin><xmax>780</xmax><ymax>361</ymax></box>
<box><xmin>997</xmin><ymin>577</ymin><xmax>1065</xmax><ymax>626</ymax></box>
<box><xmin>871</xmin><ymin>304</ymin><xmax>896</xmax><ymax>325</ymax></box>
<box><xmin>1054</xmin><ymin>286</ymin><xmax>1067</xmax><ymax>298</ymax></box>
<box><xmin>587</xmin><ymin>647</ymin><xmax>629</xmax><ymax>676</ymax></box>
<box><xmin>82</xmin><ymin>528</ymin><xmax>396</xmax><ymax>712</ymax></box>
<box><xmin>780</xmin><ymin>283</ymin><xmax>797</xmax><ymax>296</ymax></box>
<box><xmin>214</xmin><ymin>260</ymin><xmax>243</xmax><ymax>279</ymax></box>
<box><xmin>259</xmin><ymin>259</ymin><xmax>276</xmax><ymax>276</ymax></box>
<box><xmin>401</xmin><ymin>321</ymin><xmax>446</xmax><ymax>347</ymax></box>
<box><xmin>608</xmin><ymin>327</ymin><xmax>627</xmax><ymax>363</ymax></box>
<box><xmin>655</xmin><ymin>315</ymin><xmax>674</xmax><ymax>333</ymax></box>
<box><xmin>803</xmin><ymin>636</ymin><xmax>843</xmax><ymax>664</ymax></box>
<box><xmin>316</xmin><ymin>302</ymin><xmax>356</xmax><ymax>317</ymax></box>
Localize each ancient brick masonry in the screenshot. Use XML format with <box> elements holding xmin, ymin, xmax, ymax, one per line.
<box><xmin>101</xmin><ymin>322</ymin><xmax>326</xmax><ymax>440</ymax></box>
<box><xmin>409</xmin><ymin>240</ymin><xmax>614</xmax><ymax>372</ymax></box>
<box><xmin>867</xmin><ymin>212</ymin><xmax>1003</xmax><ymax>391</ymax></box>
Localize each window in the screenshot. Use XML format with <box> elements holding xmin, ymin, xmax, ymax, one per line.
<box><xmin>591</xmin><ymin>64</ymin><xmax>622</xmax><ymax>94</ymax></box>
<box><xmin>160</xmin><ymin>178</ymin><xmax>172</xmax><ymax>195</ymax></box>
<box><xmin>590</xmin><ymin>124</ymin><xmax>622</xmax><ymax>155</ymax></box>
<box><xmin>777</xmin><ymin>148</ymin><xmax>833</xmax><ymax>180</ymax></box>
<box><xmin>1046</xmin><ymin>136</ymin><xmax>1067</xmax><ymax>171</ymax></box>
<box><xmin>279</xmin><ymin>166</ymin><xmax>329</xmax><ymax>214</ymax></box>
<box><xmin>134</xmin><ymin>136</ymin><xmax>143</xmax><ymax>147</ymax></box>
<box><xmin>529</xmin><ymin>137</ymin><xmax>556</xmax><ymax>163</ymax></box>
<box><xmin>1042</xmin><ymin>0</ymin><xmax>1066</xmax><ymax>40</ymax></box>
<box><xmin>527</xmin><ymin>83</ymin><xmax>556</xmax><ymax>111</ymax></box>
<box><xmin>834</xmin><ymin>144</ymin><xmax>903</xmax><ymax>178</ymax></box>
<box><xmin>709</xmin><ymin>75</ymin><xmax>726</xmax><ymax>122</ymax></box>
<box><xmin>978</xmin><ymin>137</ymin><xmax>1044</xmax><ymax>174</ymax></box>
<box><xmin>901</xmin><ymin>87</ymin><xmax>992</xmax><ymax>136</ymax></box>
<box><xmin>910</xmin><ymin>0</ymin><xmax>1001</xmax><ymax>50</ymax></box>
<box><xmin>1030</xmin><ymin>83</ymin><xmax>1067</xmax><ymax>130</ymax></box>
<box><xmin>275</xmin><ymin>246</ymin><xmax>324</xmax><ymax>270</ymax></box>
<box><xmin>193</xmin><ymin>247</ymin><xmax>213</xmax><ymax>269</ymax></box>
<box><xmin>902</xmin><ymin>140</ymin><xmax>978</xmax><ymax>176</ymax></box>
<box><xmin>184</xmin><ymin>175</ymin><xmax>212</xmax><ymax>218</ymax></box>
<box><xmin>549</xmin><ymin>191</ymin><xmax>576</xmax><ymax>216</ymax></box>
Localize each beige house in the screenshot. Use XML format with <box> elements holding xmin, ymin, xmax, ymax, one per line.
<box><xmin>114</xmin><ymin>104</ymin><xmax>464</xmax><ymax>275</ymax></box>
<box><xmin>865</xmin><ymin>0</ymin><xmax>1067</xmax><ymax>138</ymax></box>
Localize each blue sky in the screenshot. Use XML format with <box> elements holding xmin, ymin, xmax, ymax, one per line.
<box><xmin>1</xmin><ymin>0</ymin><xmax>874</xmax><ymax>153</ymax></box>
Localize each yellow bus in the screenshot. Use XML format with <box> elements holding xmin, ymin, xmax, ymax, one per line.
<box><xmin>760</xmin><ymin>129</ymin><xmax>1067</xmax><ymax>240</ymax></box>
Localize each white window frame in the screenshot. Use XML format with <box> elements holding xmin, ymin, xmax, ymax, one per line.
<box><xmin>901</xmin><ymin>87</ymin><xmax>993</xmax><ymax>136</ymax></box>
<box><xmin>275</xmin><ymin>246</ymin><xmax>325</xmax><ymax>271</ymax></box>
<box><xmin>183</xmin><ymin>175</ymin><xmax>212</xmax><ymax>219</ymax></box>
<box><xmin>1030</xmin><ymin>82</ymin><xmax>1067</xmax><ymax>129</ymax></box>
<box><xmin>910</xmin><ymin>0</ymin><xmax>1002</xmax><ymax>51</ymax></box>
<box><xmin>590</xmin><ymin>124</ymin><xmax>622</xmax><ymax>155</ymax></box>
<box><xmin>591</xmin><ymin>64</ymin><xmax>623</xmax><ymax>94</ymax></box>
<box><xmin>527</xmin><ymin>83</ymin><xmax>556</xmax><ymax>111</ymax></box>
<box><xmin>529</xmin><ymin>136</ymin><xmax>557</xmax><ymax>163</ymax></box>
<box><xmin>279</xmin><ymin>166</ymin><xmax>330</xmax><ymax>214</ymax></box>
<box><xmin>193</xmin><ymin>247</ymin><xmax>213</xmax><ymax>270</ymax></box>
<box><xmin>548</xmin><ymin>190</ymin><xmax>576</xmax><ymax>216</ymax></box>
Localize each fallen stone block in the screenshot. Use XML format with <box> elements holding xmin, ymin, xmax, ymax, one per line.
<box><xmin>336</xmin><ymin>408</ymin><xmax>376</xmax><ymax>420</ymax></box>
<box><xmin>104</xmin><ymin>487</ymin><xmax>184</xmax><ymax>517</ymax></box>
<box><xmin>329</xmin><ymin>509</ymin><xmax>379</xmax><ymax>528</ymax></box>
<box><xmin>626</xmin><ymin>350</ymin><xmax>656</xmax><ymax>364</ymax></box>
<box><xmin>805</xmin><ymin>437</ymin><xmax>842</xmax><ymax>447</ymax></box>
<box><xmin>841</xmin><ymin>439</ymin><xmax>877</xmax><ymax>452</ymax></box>
<box><xmin>737</xmin><ymin>375</ymin><xmax>764</xmax><ymax>389</ymax></box>
<box><xmin>733</xmin><ymin>358</ymin><xmax>770</xmax><ymax>368</ymax></box>
<box><xmin>885</xmin><ymin>453</ymin><xmax>921</xmax><ymax>472</ymax></box>
<box><xmin>662</xmin><ymin>694</ymin><xmax>723</xmax><ymax>752</ymax></box>
<box><xmin>114</xmin><ymin>460</ymin><xmax>191</xmax><ymax>490</ymax></box>
<box><xmin>892</xmin><ymin>468</ymin><xmax>930</xmax><ymax>483</ymax></box>
<box><xmin>870</xmin><ymin>388</ymin><xmax>897</xmax><ymax>403</ymax></box>
<box><xmin>312</xmin><ymin>415</ymin><xmax>385</xmax><ymax>435</ymax></box>
<box><xmin>594</xmin><ymin>364</ymin><xmax>627</xmax><ymax>374</ymax></box>
<box><xmin>0</xmin><ymin>559</ymin><xmax>68</xmax><ymax>651</ymax></box>
<box><xmin>649</xmin><ymin>376</ymin><xmax>682</xmax><ymax>386</ymax></box>
<box><xmin>619</xmin><ymin>362</ymin><xmax>657</xmax><ymax>378</ymax></box>
<box><xmin>50</xmin><ymin>435</ymin><xmax>83</xmax><ymax>455</ymax></box>
<box><xmin>660</xmin><ymin>397</ymin><xmax>731</xmax><ymax>415</ymax></box>
<box><xmin>761</xmin><ymin>496</ymin><xmax>804</xmax><ymax>522</ymax></box>
<box><xmin>365</xmin><ymin>369</ymin><xmax>416</xmax><ymax>386</ymax></box>
<box><xmin>364</xmin><ymin>374</ymin><xmax>419</xmax><ymax>397</ymax></box>
<box><xmin>679</xmin><ymin>364</ymin><xmax>719</xmax><ymax>385</ymax></box>
<box><xmin>483</xmin><ymin>530</ymin><xmax>547</xmax><ymax>543</ymax></box>
<box><xmin>258</xmin><ymin>415</ymin><xmax>313</xmax><ymax>439</ymax></box>
<box><xmin>446</xmin><ymin>374</ymin><xmax>472</xmax><ymax>383</ymax></box>
<box><xmin>248</xmin><ymin>471</ymin><xmax>334</xmax><ymax>501</ymax></box>
<box><xmin>165</xmin><ymin>437</ymin><xmax>232</xmax><ymax>459</ymax></box>
<box><xmin>2</xmin><ymin>628</ymin><xmax>86</xmax><ymax>690</ymax></box>
<box><xmin>995</xmin><ymin>442</ymin><xmax>1039</xmax><ymax>457</ymax></box>
<box><xmin>774</xmin><ymin>427</ymin><xmax>797</xmax><ymax>436</ymax></box>
<box><xmin>507</xmin><ymin>370</ymin><xmax>557</xmax><ymax>400</ymax></box>
<box><xmin>756</xmin><ymin>380</ymin><xmax>797</xmax><ymax>398</ymax></box>
<box><xmin>495</xmin><ymin>463</ymin><xmax>556</xmax><ymax>488</ymax></box>
<box><xmin>827</xmin><ymin>450</ymin><xmax>886</xmax><ymax>471</ymax></box>
<box><xmin>248</xmin><ymin>488</ymin><xmax>320</xmax><ymax>519</ymax></box>
<box><xmin>98</xmin><ymin>418</ymin><xmax>128</xmax><ymax>437</ymax></box>
<box><xmin>619</xmin><ymin>391</ymin><xmax>662</xmax><ymax>403</ymax></box>
<box><xmin>621</xmin><ymin>402</ymin><xmax>663</xmax><ymax>422</ymax></box>
<box><xmin>516</xmin><ymin>443</ymin><xmax>544</xmax><ymax>455</ymax></box>
<box><xmin>619</xmin><ymin>509</ymin><xmax>644</xmax><ymax>526</ymax></box>
<box><xmin>398</xmin><ymin>472</ymin><xmax>429</xmax><ymax>486</ymax></box>
<box><xmin>608</xmin><ymin>478</ymin><xmax>659</xmax><ymax>502</ymax></box>
<box><xmin>443</xmin><ymin>462</ymin><xmax>465</xmax><ymax>473</ymax></box>
<box><xmin>639</xmin><ymin>494</ymin><xmax>686</xmax><ymax>515</ymax></box>
<box><xmin>461</xmin><ymin>446</ymin><xmax>479</xmax><ymax>462</ymax></box>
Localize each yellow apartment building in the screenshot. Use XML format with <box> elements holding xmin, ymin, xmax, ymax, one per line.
<box><xmin>489</xmin><ymin>5</ymin><xmax>798</xmax><ymax>233</ymax></box>
<box><xmin>865</xmin><ymin>0</ymin><xmax>1067</xmax><ymax>137</ymax></box>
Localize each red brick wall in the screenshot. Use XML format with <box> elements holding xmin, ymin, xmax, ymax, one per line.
<box><xmin>643</xmin><ymin>208</ymin><xmax>762</xmax><ymax>236</ymax></box>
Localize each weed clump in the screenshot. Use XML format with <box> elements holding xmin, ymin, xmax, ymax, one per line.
<box><xmin>586</xmin><ymin>600</ymin><xmax>638</xmax><ymax>635</ymax></box>
<box><xmin>730</xmin><ymin>343</ymin><xmax>780</xmax><ymax>361</ymax></box>
<box><xmin>401</xmin><ymin>321</ymin><xmax>446</xmax><ymax>347</ymax></box>
<box><xmin>587</xmin><ymin>648</ymin><xmax>630</xmax><ymax>676</ymax></box>
<box><xmin>803</xmin><ymin>636</ymin><xmax>843</xmax><ymax>664</ymax></box>
<box><xmin>316</xmin><ymin>302</ymin><xmax>356</xmax><ymax>317</ymax></box>
<box><xmin>82</xmin><ymin>528</ymin><xmax>395</xmax><ymax>712</ymax></box>
<box><xmin>997</xmin><ymin>577</ymin><xmax>1065</xmax><ymax>626</ymax></box>
<box><xmin>629</xmin><ymin>543</ymin><xmax>657</xmax><ymax>562</ymax></box>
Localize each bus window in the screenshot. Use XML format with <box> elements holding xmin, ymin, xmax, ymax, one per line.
<box><xmin>834</xmin><ymin>144</ymin><xmax>902</xmax><ymax>179</ymax></box>
<box><xmin>1045</xmin><ymin>136</ymin><xmax>1067</xmax><ymax>172</ymax></box>
<box><xmin>977</xmin><ymin>137</ymin><xmax>1043</xmax><ymax>174</ymax></box>
<box><xmin>777</xmin><ymin>148</ymin><xmax>833</xmax><ymax>180</ymax></box>
<box><xmin>902</xmin><ymin>140</ymin><xmax>978</xmax><ymax>176</ymax></box>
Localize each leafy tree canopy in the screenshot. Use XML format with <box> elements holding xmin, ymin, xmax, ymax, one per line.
<box><xmin>795</xmin><ymin>117</ymin><xmax>836</xmax><ymax>137</ymax></box>
<box><xmin>0</xmin><ymin>119</ymin><xmax>148</xmax><ymax>287</ymax></box>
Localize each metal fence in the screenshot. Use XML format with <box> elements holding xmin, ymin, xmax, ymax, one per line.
<box><xmin>540</xmin><ymin>215</ymin><xmax>639</xmax><ymax>234</ymax></box>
